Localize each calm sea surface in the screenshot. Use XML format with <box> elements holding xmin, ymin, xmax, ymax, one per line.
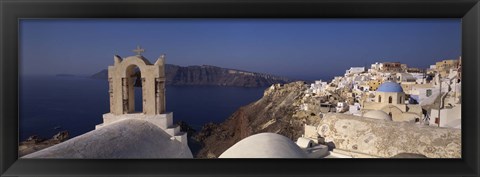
<box><xmin>19</xmin><ymin>76</ymin><xmax>266</xmax><ymax>142</ymax></box>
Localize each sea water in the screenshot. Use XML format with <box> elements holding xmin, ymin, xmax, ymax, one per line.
<box><xmin>19</xmin><ymin>76</ymin><xmax>265</xmax><ymax>143</ymax></box>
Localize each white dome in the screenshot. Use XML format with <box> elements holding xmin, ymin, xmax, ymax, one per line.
<box><xmin>219</xmin><ymin>133</ymin><xmax>308</xmax><ymax>158</ymax></box>
<box><xmin>364</xmin><ymin>110</ymin><xmax>392</xmax><ymax>121</ymax></box>
<box><xmin>23</xmin><ymin>119</ymin><xmax>193</xmax><ymax>158</ymax></box>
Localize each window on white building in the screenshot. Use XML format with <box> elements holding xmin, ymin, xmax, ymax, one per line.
<box><xmin>426</xmin><ymin>89</ymin><xmax>432</xmax><ymax>97</ymax></box>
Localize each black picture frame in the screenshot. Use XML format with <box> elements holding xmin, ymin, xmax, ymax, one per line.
<box><xmin>1</xmin><ymin>0</ymin><xmax>479</xmax><ymax>176</ymax></box>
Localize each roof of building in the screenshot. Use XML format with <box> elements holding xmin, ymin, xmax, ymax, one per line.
<box><xmin>445</xmin><ymin>119</ymin><xmax>461</xmax><ymax>129</ymax></box>
<box><xmin>391</xmin><ymin>153</ymin><xmax>427</xmax><ymax>158</ymax></box>
<box><xmin>296</xmin><ymin>137</ymin><xmax>314</xmax><ymax>148</ymax></box>
<box><xmin>398</xmin><ymin>73</ymin><xmax>416</xmax><ymax>82</ymax></box>
<box><xmin>377</xmin><ymin>81</ymin><xmax>404</xmax><ymax>93</ymax></box>
<box><xmin>125</xmin><ymin>55</ymin><xmax>153</xmax><ymax>65</ymax></box>
<box><xmin>23</xmin><ymin>119</ymin><xmax>193</xmax><ymax>158</ymax></box>
<box><xmin>219</xmin><ymin>133</ymin><xmax>308</xmax><ymax>158</ymax></box>
<box><xmin>364</xmin><ymin>110</ymin><xmax>392</xmax><ymax>121</ymax></box>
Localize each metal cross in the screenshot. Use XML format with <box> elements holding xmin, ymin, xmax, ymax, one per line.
<box><xmin>133</xmin><ymin>45</ymin><xmax>145</xmax><ymax>55</ymax></box>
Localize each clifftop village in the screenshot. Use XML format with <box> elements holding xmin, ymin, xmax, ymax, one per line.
<box><xmin>291</xmin><ymin>57</ymin><xmax>462</xmax><ymax>158</ymax></box>
<box><xmin>21</xmin><ymin>48</ymin><xmax>462</xmax><ymax>158</ymax></box>
<box><xmin>302</xmin><ymin>57</ymin><xmax>461</xmax><ymax>127</ymax></box>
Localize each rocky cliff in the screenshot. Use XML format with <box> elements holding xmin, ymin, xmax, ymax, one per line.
<box><xmin>194</xmin><ymin>81</ymin><xmax>461</xmax><ymax>158</ymax></box>
<box><xmin>194</xmin><ymin>81</ymin><xmax>313</xmax><ymax>158</ymax></box>
<box><xmin>91</xmin><ymin>64</ymin><xmax>291</xmax><ymax>87</ymax></box>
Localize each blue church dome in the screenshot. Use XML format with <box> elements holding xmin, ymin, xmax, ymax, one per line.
<box><xmin>377</xmin><ymin>81</ymin><xmax>404</xmax><ymax>93</ymax></box>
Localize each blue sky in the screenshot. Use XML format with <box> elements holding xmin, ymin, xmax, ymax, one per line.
<box><xmin>20</xmin><ymin>19</ymin><xmax>461</xmax><ymax>81</ymax></box>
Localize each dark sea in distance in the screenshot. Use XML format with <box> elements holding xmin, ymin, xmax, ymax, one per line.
<box><xmin>19</xmin><ymin>76</ymin><xmax>266</xmax><ymax>148</ymax></box>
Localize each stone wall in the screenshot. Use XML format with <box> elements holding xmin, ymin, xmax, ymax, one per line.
<box><xmin>317</xmin><ymin>113</ymin><xmax>461</xmax><ymax>158</ymax></box>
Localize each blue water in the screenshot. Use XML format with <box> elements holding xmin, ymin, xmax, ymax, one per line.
<box><xmin>19</xmin><ymin>76</ymin><xmax>266</xmax><ymax>141</ymax></box>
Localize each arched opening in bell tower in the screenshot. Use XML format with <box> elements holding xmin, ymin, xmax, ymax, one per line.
<box><xmin>124</xmin><ymin>64</ymin><xmax>144</xmax><ymax>114</ymax></box>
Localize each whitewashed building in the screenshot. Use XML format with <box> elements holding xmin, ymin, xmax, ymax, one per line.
<box><xmin>409</xmin><ymin>84</ymin><xmax>437</xmax><ymax>106</ymax></box>
<box><xmin>345</xmin><ymin>67</ymin><xmax>366</xmax><ymax>76</ymax></box>
<box><xmin>396</xmin><ymin>73</ymin><xmax>417</xmax><ymax>82</ymax></box>
<box><xmin>309</xmin><ymin>80</ymin><xmax>328</xmax><ymax>95</ymax></box>
<box><xmin>336</xmin><ymin>102</ymin><xmax>348</xmax><ymax>113</ymax></box>
<box><xmin>348</xmin><ymin>103</ymin><xmax>362</xmax><ymax>116</ymax></box>
<box><xmin>429</xmin><ymin>104</ymin><xmax>461</xmax><ymax>129</ymax></box>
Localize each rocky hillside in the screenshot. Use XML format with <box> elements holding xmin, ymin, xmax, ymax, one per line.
<box><xmin>193</xmin><ymin>80</ymin><xmax>461</xmax><ymax>158</ymax></box>
<box><xmin>91</xmin><ymin>64</ymin><xmax>292</xmax><ymax>87</ymax></box>
<box><xmin>18</xmin><ymin>131</ymin><xmax>69</xmax><ymax>157</ymax></box>
<box><xmin>194</xmin><ymin>81</ymin><xmax>319</xmax><ymax>158</ymax></box>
